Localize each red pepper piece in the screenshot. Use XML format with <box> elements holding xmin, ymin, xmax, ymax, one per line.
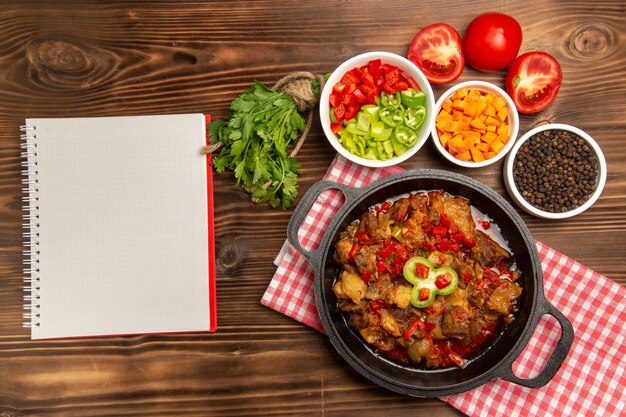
<box><xmin>344</xmin><ymin>104</ymin><xmax>358</xmax><ymax>121</ymax></box>
<box><xmin>450</xmin><ymin>243</ymin><xmax>460</xmax><ymax>253</ymax></box>
<box><xmin>361</xmin><ymin>269</ymin><xmax>372</xmax><ymax>283</ymax></box>
<box><xmin>370</xmin><ymin>300</ymin><xmax>388</xmax><ymax>310</ymax></box>
<box><xmin>462</xmin><ymin>236</ymin><xmax>477</xmax><ymax>248</ymax></box>
<box><xmin>354</xmin><ymin>231</ymin><xmax>370</xmax><ymax>243</ymax></box>
<box><xmin>351</xmin><ymin>67</ymin><xmax>364</xmax><ymax>78</ymax></box>
<box><xmin>352</xmin><ymin>88</ymin><xmax>367</xmax><ymax>103</ymax></box>
<box><xmin>341</xmin><ymin>72</ymin><xmax>359</xmax><ymax>85</ymax></box>
<box><xmin>425</xmin><ymin>242</ymin><xmax>436</xmax><ymax>252</ymax></box>
<box><xmin>406</xmin><ymin>76</ymin><xmax>421</xmax><ymax>91</ymax></box>
<box><xmin>342</xmin><ymin>93</ymin><xmax>355</xmax><ymax>106</ymax></box>
<box><xmin>376</xmin><ymin>261</ymin><xmax>388</xmax><ymax>272</ymax></box>
<box><xmin>436</xmin><ymin>240</ymin><xmax>451</xmax><ymax>252</ymax></box>
<box><xmin>330</xmin><ymin>123</ymin><xmax>342</xmax><ymax>134</ymax></box>
<box><xmin>369</xmin><ymin>59</ymin><xmax>384</xmax><ymax>85</ymax></box>
<box><xmin>361</xmin><ymin>71</ymin><xmax>375</xmax><ymax>88</ymax></box>
<box><xmin>392</xmin><ymin>81</ymin><xmax>408</xmax><ymax>91</ymax></box>
<box><xmin>415</xmin><ymin>263</ymin><xmax>430</xmax><ymax>278</ymax></box>
<box><xmin>329</xmin><ymin>92</ymin><xmax>341</xmax><ymax>108</ymax></box>
<box><xmin>378</xmin><ymin>245</ymin><xmax>394</xmax><ymax>259</ymax></box>
<box><xmin>481</xmin><ymin>220</ymin><xmax>491</xmax><ymax>229</ymax></box>
<box><xmin>332</xmin><ymin>82</ymin><xmax>346</xmax><ymax>95</ymax></box>
<box><xmin>451</xmin><ymin>231</ymin><xmax>463</xmax><ymax>243</ymax></box>
<box><xmin>419</xmin><ymin>287</ymin><xmax>430</xmax><ymax>302</ymax></box>
<box><xmin>403</xmin><ymin>318</ymin><xmax>425</xmax><ymax>339</ymax></box>
<box><xmin>348</xmin><ymin>243</ymin><xmax>359</xmax><ymax>261</ymax></box>
<box><xmin>424</xmin><ymin>321</ymin><xmax>437</xmax><ymax>331</ymax></box>
<box><xmin>435</xmin><ymin>274</ymin><xmax>452</xmax><ymax>289</ymax></box>
<box><xmin>462</xmin><ymin>271</ymin><xmax>472</xmax><ymax>284</ymax></box>
<box><xmin>439</xmin><ymin>213</ymin><xmax>451</xmax><ymax>228</ymax></box>
<box><xmin>333</xmin><ymin>104</ymin><xmax>346</xmax><ymax>123</ymax></box>
<box><xmin>384</xmin><ymin>66</ymin><xmax>400</xmax><ymax>86</ymax></box>
<box><xmin>386</xmin><ymin>347</ymin><xmax>409</xmax><ymax>363</ymax></box>
<box><xmin>381</xmin><ymin>83</ymin><xmax>395</xmax><ymax>95</ymax></box>
<box><xmin>432</xmin><ymin>225</ymin><xmax>447</xmax><ymax>237</ymax></box>
<box><xmin>379</xmin><ymin>201</ymin><xmax>393</xmax><ymax>212</ymax></box>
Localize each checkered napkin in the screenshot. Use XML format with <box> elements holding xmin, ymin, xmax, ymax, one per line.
<box><xmin>261</xmin><ymin>155</ymin><xmax>626</xmax><ymax>417</ymax></box>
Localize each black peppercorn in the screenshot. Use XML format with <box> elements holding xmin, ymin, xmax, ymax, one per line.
<box><xmin>512</xmin><ymin>129</ymin><xmax>599</xmax><ymax>213</ymax></box>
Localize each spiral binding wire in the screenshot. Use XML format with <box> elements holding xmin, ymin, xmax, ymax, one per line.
<box><xmin>20</xmin><ymin>124</ymin><xmax>40</xmax><ymax>328</ymax></box>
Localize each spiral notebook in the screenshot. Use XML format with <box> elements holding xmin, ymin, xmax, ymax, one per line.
<box><xmin>20</xmin><ymin>113</ymin><xmax>217</xmax><ymax>339</ymax></box>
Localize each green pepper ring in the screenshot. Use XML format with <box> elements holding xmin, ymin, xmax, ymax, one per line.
<box><xmin>403</xmin><ymin>256</ymin><xmax>459</xmax><ymax>308</ymax></box>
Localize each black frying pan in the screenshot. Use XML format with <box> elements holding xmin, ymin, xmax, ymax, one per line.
<box><xmin>287</xmin><ymin>169</ymin><xmax>573</xmax><ymax>397</ymax></box>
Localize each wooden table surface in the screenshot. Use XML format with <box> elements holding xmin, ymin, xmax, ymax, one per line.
<box><xmin>1</xmin><ymin>1</ymin><xmax>624</xmax><ymax>416</ymax></box>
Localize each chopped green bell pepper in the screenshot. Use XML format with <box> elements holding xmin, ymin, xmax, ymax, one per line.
<box><xmin>404</xmin><ymin>106</ymin><xmax>426</xmax><ymax>131</ymax></box>
<box><xmin>403</xmin><ymin>256</ymin><xmax>459</xmax><ymax>308</ymax></box>
<box><xmin>379</xmin><ymin>105</ymin><xmax>404</xmax><ymax>127</ymax></box>
<box><xmin>400</xmin><ymin>88</ymin><xmax>426</xmax><ymax>108</ymax></box>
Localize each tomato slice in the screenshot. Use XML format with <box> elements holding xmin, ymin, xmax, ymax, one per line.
<box><xmin>505</xmin><ymin>52</ymin><xmax>562</xmax><ymax>114</ymax></box>
<box><xmin>407</xmin><ymin>23</ymin><xmax>464</xmax><ymax>85</ymax></box>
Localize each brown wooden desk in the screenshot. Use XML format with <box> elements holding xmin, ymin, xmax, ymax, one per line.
<box><xmin>1</xmin><ymin>1</ymin><xmax>624</xmax><ymax>415</ymax></box>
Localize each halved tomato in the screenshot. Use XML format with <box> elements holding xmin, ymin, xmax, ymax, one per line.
<box><xmin>407</xmin><ymin>23</ymin><xmax>465</xmax><ymax>85</ymax></box>
<box><xmin>505</xmin><ymin>52</ymin><xmax>562</xmax><ymax>114</ymax></box>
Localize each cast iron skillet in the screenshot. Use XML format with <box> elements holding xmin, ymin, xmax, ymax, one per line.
<box><xmin>287</xmin><ymin>169</ymin><xmax>573</xmax><ymax>397</ymax></box>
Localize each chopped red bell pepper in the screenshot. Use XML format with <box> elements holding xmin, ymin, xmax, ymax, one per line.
<box><xmin>384</xmin><ymin>67</ymin><xmax>400</xmax><ymax>87</ymax></box>
<box><xmin>376</xmin><ymin>261</ymin><xmax>388</xmax><ymax>272</ymax></box>
<box><xmin>432</xmin><ymin>225</ymin><xmax>447</xmax><ymax>237</ymax></box>
<box><xmin>361</xmin><ymin>269</ymin><xmax>372</xmax><ymax>283</ymax></box>
<box><xmin>419</xmin><ymin>287</ymin><xmax>430</xmax><ymax>301</ymax></box>
<box><xmin>378</xmin><ymin>244</ymin><xmax>394</xmax><ymax>259</ymax></box>
<box><xmin>352</xmin><ymin>88</ymin><xmax>367</xmax><ymax>103</ymax></box>
<box><xmin>439</xmin><ymin>213</ymin><xmax>451</xmax><ymax>228</ymax></box>
<box><xmin>381</xmin><ymin>83</ymin><xmax>395</xmax><ymax>95</ymax></box>
<box><xmin>435</xmin><ymin>274</ymin><xmax>452</xmax><ymax>289</ymax></box>
<box><xmin>379</xmin><ymin>201</ymin><xmax>393</xmax><ymax>212</ymax></box>
<box><xmin>368</xmin><ymin>59</ymin><xmax>384</xmax><ymax>85</ymax></box>
<box><xmin>341</xmin><ymin>71</ymin><xmax>360</xmax><ymax>85</ymax></box>
<box><xmin>415</xmin><ymin>262</ymin><xmax>430</xmax><ymax>278</ymax></box>
<box><xmin>393</xmin><ymin>81</ymin><xmax>409</xmax><ymax>91</ymax></box>
<box><xmin>436</xmin><ymin>240</ymin><xmax>451</xmax><ymax>252</ymax></box>
<box><xmin>344</xmin><ymin>104</ymin><xmax>358</xmax><ymax>121</ymax></box>
<box><xmin>407</xmin><ymin>76</ymin><xmax>420</xmax><ymax>91</ymax></box>
<box><xmin>333</xmin><ymin>104</ymin><xmax>346</xmax><ymax>123</ymax></box>
<box><xmin>354</xmin><ymin>231</ymin><xmax>370</xmax><ymax>243</ymax></box>
<box><xmin>462</xmin><ymin>236</ymin><xmax>477</xmax><ymax>248</ymax></box>
<box><xmin>403</xmin><ymin>318</ymin><xmax>426</xmax><ymax>339</ymax></box>
<box><xmin>329</xmin><ymin>92</ymin><xmax>341</xmax><ymax>108</ymax></box>
<box><xmin>330</xmin><ymin>123</ymin><xmax>342</xmax><ymax>134</ymax></box>
<box><xmin>348</xmin><ymin>242</ymin><xmax>360</xmax><ymax>261</ymax></box>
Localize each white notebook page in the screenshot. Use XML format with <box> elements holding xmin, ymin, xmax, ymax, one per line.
<box><xmin>27</xmin><ymin>114</ymin><xmax>210</xmax><ymax>339</ymax></box>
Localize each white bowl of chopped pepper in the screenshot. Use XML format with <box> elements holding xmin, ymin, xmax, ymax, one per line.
<box><xmin>503</xmin><ymin>123</ymin><xmax>607</xmax><ymax>219</ymax></box>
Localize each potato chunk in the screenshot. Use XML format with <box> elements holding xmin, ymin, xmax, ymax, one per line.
<box><xmin>333</xmin><ymin>269</ymin><xmax>367</xmax><ymax>304</ymax></box>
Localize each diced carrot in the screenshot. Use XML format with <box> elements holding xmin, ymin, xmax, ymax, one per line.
<box><xmin>470</xmin><ymin>118</ymin><xmax>486</xmax><ymax>131</ymax></box>
<box><xmin>452</xmin><ymin>99</ymin><xmax>466</xmax><ymax>110</ymax></box>
<box><xmin>496</xmin><ymin>108</ymin><xmax>508</xmax><ymax>122</ymax></box>
<box><xmin>484</xmin><ymin>104</ymin><xmax>496</xmax><ymax>117</ymax></box>
<box><xmin>486</xmin><ymin>125</ymin><xmax>497</xmax><ymax>132</ymax></box>
<box><xmin>439</xmin><ymin>132</ymin><xmax>452</xmax><ymax>146</ymax></box>
<box><xmin>475</xmin><ymin>100</ymin><xmax>488</xmax><ymax>116</ymax></box>
<box><xmin>497</xmin><ymin>133</ymin><xmax>510</xmax><ymax>143</ymax></box>
<box><xmin>486</xmin><ymin>151</ymin><xmax>498</xmax><ymax>159</ymax></box>
<box><xmin>490</xmin><ymin>139</ymin><xmax>504</xmax><ymax>153</ymax></box>
<box><xmin>482</xmin><ymin>131</ymin><xmax>498</xmax><ymax>144</ymax></box>
<box><xmin>497</xmin><ymin>124</ymin><xmax>509</xmax><ymax>135</ymax></box>
<box><xmin>441</xmin><ymin>98</ymin><xmax>453</xmax><ymax>113</ymax></box>
<box><xmin>464</xmin><ymin>103</ymin><xmax>477</xmax><ymax>117</ymax></box>
<box><xmin>437</xmin><ymin>109</ymin><xmax>452</xmax><ymax>120</ymax></box>
<box><xmin>485</xmin><ymin>116</ymin><xmax>501</xmax><ymax>127</ymax></box>
<box><xmin>470</xmin><ymin>148</ymin><xmax>485</xmax><ymax>162</ymax></box>
<box><xmin>457</xmin><ymin>88</ymin><xmax>469</xmax><ymax>99</ymax></box>
<box><xmin>493</xmin><ymin>97</ymin><xmax>507</xmax><ymax>111</ymax></box>
<box><xmin>467</xmin><ymin>89</ymin><xmax>482</xmax><ymax>101</ymax></box>
<box><xmin>464</xmin><ymin>135</ymin><xmax>479</xmax><ymax>149</ymax></box>
<box><xmin>476</xmin><ymin>142</ymin><xmax>490</xmax><ymax>152</ymax></box>
<box><xmin>456</xmin><ymin>150</ymin><xmax>471</xmax><ymax>161</ymax></box>
<box><xmin>445</xmin><ymin>120</ymin><xmax>461</xmax><ymax>132</ymax></box>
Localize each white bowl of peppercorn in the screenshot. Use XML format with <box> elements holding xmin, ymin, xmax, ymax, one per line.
<box><xmin>503</xmin><ymin>123</ymin><xmax>607</xmax><ymax>219</ymax></box>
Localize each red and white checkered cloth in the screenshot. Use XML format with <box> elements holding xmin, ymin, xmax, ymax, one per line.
<box><xmin>261</xmin><ymin>155</ymin><xmax>626</xmax><ymax>417</ymax></box>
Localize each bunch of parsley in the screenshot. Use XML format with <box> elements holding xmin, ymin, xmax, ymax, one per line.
<box><xmin>208</xmin><ymin>82</ymin><xmax>308</xmax><ymax>210</ymax></box>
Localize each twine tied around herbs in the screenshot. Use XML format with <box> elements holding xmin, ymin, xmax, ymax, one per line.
<box><xmin>203</xmin><ymin>71</ymin><xmax>325</xmax><ymax>158</ymax></box>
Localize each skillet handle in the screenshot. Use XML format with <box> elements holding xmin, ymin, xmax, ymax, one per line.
<box><xmin>287</xmin><ymin>180</ymin><xmax>358</xmax><ymax>265</ymax></box>
<box><xmin>499</xmin><ymin>298</ymin><xmax>574</xmax><ymax>388</ymax></box>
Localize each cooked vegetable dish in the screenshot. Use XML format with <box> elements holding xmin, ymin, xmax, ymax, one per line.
<box><xmin>333</xmin><ymin>190</ymin><xmax>523</xmax><ymax>368</ymax></box>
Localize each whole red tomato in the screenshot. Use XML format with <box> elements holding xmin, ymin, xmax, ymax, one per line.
<box><xmin>407</xmin><ymin>23</ymin><xmax>465</xmax><ymax>85</ymax></box>
<box><xmin>463</xmin><ymin>12</ymin><xmax>522</xmax><ymax>72</ymax></box>
<box><xmin>506</xmin><ymin>52</ymin><xmax>562</xmax><ymax>114</ymax></box>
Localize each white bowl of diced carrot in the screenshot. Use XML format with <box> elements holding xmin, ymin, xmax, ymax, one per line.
<box><xmin>431</xmin><ymin>81</ymin><xmax>519</xmax><ymax>168</ymax></box>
